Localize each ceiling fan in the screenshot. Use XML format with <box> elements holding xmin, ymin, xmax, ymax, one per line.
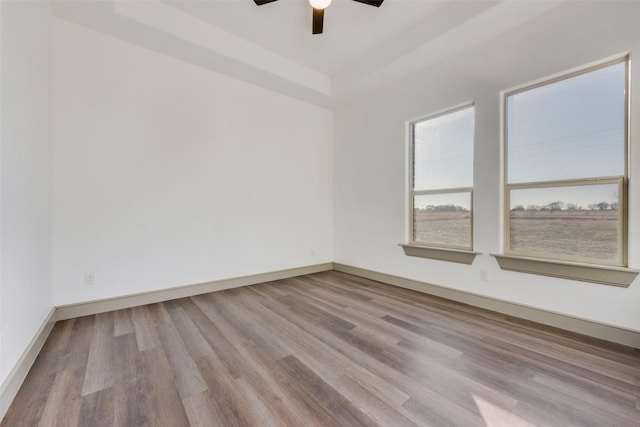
<box><xmin>253</xmin><ymin>0</ymin><xmax>384</xmax><ymax>35</ymax></box>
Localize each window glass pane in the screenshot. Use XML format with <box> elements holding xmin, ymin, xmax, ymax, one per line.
<box><xmin>509</xmin><ymin>183</ymin><xmax>620</xmax><ymax>262</ymax></box>
<box><xmin>507</xmin><ymin>62</ymin><xmax>625</xmax><ymax>184</ymax></box>
<box><xmin>413</xmin><ymin>192</ymin><xmax>471</xmax><ymax>248</ymax></box>
<box><xmin>413</xmin><ymin>106</ymin><xmax>474</xmax><ymax>191</ymax></box>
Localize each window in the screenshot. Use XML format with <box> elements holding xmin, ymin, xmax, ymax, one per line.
<box><xmin>409</xmin><ymin>104</ymin><xmax>474</xmax><ymax>251</ymax></box>
<box><xmin>504</xmin><ymin>57</ymin><xmax>628</xmax><ymax>266</ymax></box>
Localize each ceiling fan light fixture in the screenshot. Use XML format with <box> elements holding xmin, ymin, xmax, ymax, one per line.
<box><xmin>254</xmin><ymin>0</ymin><xmax>383</xmax><ymax>34</ymax></box>
<box><xmin>308</xmin><ymin>0</ymin><xmax>332</xmax><ymax>10</ymax></box>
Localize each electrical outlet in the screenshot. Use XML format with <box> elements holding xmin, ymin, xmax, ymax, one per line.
<box><xmin>479</xmin><ymin>270</ymin><xmax>488</xmax><ymax>282</ymax></box>
<box><xmin>84</xmin><ymin>273</ymin><xmax>96</xmax><ymax>286</ymax></box>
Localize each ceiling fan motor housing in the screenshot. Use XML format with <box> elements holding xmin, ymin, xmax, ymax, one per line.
<box><xmin>253</xmin><ymin>0</ymin><xmax>384</xmax><ymax>35</ymax></box>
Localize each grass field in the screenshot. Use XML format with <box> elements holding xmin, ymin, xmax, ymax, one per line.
<box><xmin>509</xmin><ymin>209</ymin><xmax>619</xmax><ymax>261</ymax></box>
<box><xmin>413</xmin><ymin>209</ymin><xmax>620</xmax><ymax>262</ymax></box>
<box><xmin>413</xmin><ymin>210</ymin><xmax>471</xmax><ymax>248</ymax></box>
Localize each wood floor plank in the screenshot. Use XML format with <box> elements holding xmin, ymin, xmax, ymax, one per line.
<box><xmin>198</xmin><ymin>291</ymin><xmax>289</xmax><ymax>361</ymax></box>
<box><xmin>61</xmin><ymin>316</ymin><xmax>95</xmax><ymax>373</ymax></box>
<box><xmin>180</xmin><ymin>390</ymin><xmax>217</xmax><ymax>427</ymax></box>
<box><xmin>112</xmin><ymin>333</ymin><xmax>153</xmax><ymax>427</ymax></box>
<box><xmin>181</xmin><ymin>296</ymin><xmax>255</xmax><ymax>379</ymax></box>
<box><xmin>113</xmin><ymin>308</ymin><xmax>134</xmax><ymax>337</ymax></box>
<box><xmin>155</xmin><ymin>320</ymin><xmax>208</xmax><ymax>399</ymax></box>
<box><xmin>284</xmin><ymin>277</ymin><xmax>351</xmax><ymax>309</ymax></box>
<box><xmin>233</xmin><ymin>375</ymin><xmax>294</xmax><ymax>427</ymax></box>
<box><xmin>532</xmin><ymin>371</ymin><xmax>639</xmax><ymax>420</ymax></box>
<box><xmin>2</xmin><ymin>344</ymin><xmax>62</xmax><ymax>425</ymax></box>
<box><xmin>402</xmin><ymin>397</ymin><xmax>480</xmax><ymax>427</ymax></box>
<box><xmin>249</xmin><ymin>357</ymin><xmax>343</xmax><ymax>427</ymax></box>
<box><xmin>81</xmin><ymin>312</ymin><xmax>114</xmax><ymax>396</ymax></box>
<box><xmin>146</xmin><ymin>302</ymin><xmax>173</xmax><ymax>327</ymax></box>
<box><xmin>44</xmin><ymin>319</ymin><xmax>75</xmax><ymax>353</ymax></box>
<box><xmin>131</xmin><ymin>305</ymin><xmax>160</xmax><ymax>351</ymax></box>
<box><xmin>4</xmin><ymin>271</ymin><xmax>640</xmax><ymax>427</ymax></box>
<box><xmin>253</xmin><ymin>282</ymin><xmax>489</xmax><ymax>424</ymax></box>
<box><xmin>38</xmin><ymin>368</ymin><xmax>84</xmax><ymax>426</ymax></box>
<box><xmin>237</xmin><ymin>373</ymin><xmax>303</xmax><ymax>427</ymax></box>
<box><xmin>296</xmin><ymin>273</ymin><xmax>376</xmax><ymax>304</ymax></box>
<box><xmin>512</xmin><ymin>399</ymin><xmax>581</xmax><ymax>427</ymax></box>
<box><xmin>235</xmin><ymin>335</ymin><xmax>344</xmax><ymax>427</ymax></box>
<box><xmin>389</xmin><ymin>314</ymin><xmax>639</xmax><ymax>425</ymax></box>
<box><xmin>164</xmin><ymin>302</ymin><xmax>213</xmax><ymax>360</ymax></box>
<box><xmin>465</xmin><ymin>394</ymin><xmax>537</xmax><ymax>427</ymax></box>
<box><xmin>276</xmin><ymin>354</ymin><xmax>378</xmax><ymax>427</ymax></box>
<box><xmin>78</xmin><ymin>387</ymin><xmax>114</xmax><ymax>427</ymax></box>
<box><xmin>482</xmin><ymin>335</ymin><xmax>640</xmax><ymax>401</ymax></box>
<box><xmin>277</xmin><ymin>293</ymin><xmax>357</xmax><ymax>333</ymax></box>
<box><xmin>141</xmin><ymin>347</ymin><xmax>191</xmax><ymax>426</ymax></box>
<box><xmin>9</xmin><ymin>319</ymin><xmax>94</xmax><ymax>427</ymax></box>
<box><xmin>194</xmin><ymin>353</ymin><xmax>260</xmax><ymax>427</ymax></box>
<box><xmin>334</xmin><ymin>374</ymin><xmax>419</xmax><ymax>427</ymax></box>
<box><xmin>236</xmin><ymin>287</ymin><xmax>412</xmax><ymax>409</ymax></box>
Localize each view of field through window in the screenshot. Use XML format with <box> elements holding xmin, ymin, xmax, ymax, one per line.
<box><xmin>508</xmin><ymin>182</ymin><xmax>620</xmax><ymax>261</ymax></box>
<box><xmin>413</xmin><ymin>192</ymin><xmax>471</xmax><ymax>247</ymax></box>
<box><xmin>509</xmin><ymin>182</ymin><xmax>620</xmax><ymax>261</ymax></box>
<box><xmin>510</xmin><ymin>209</ymin><xmax>619</xmax><ymax>261</ymax></box>
<box><xmin>505</xmin><ymin>59</ymin><xmax>626</xmax><ymax>264</ymax></box>
<box><xmin>411</xmin><ymin>105</ymin><xmax>474</xmax><ymax>249</ymax></box>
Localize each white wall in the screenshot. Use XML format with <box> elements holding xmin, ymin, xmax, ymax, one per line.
<box><xmin>1</xmin><ymin>1</ymin><xmax>54</xmax><ymax>386</ymax></box>
<box><xmin>334</xmin><ymin>1</ymin><xmax>640</xmax><ymax>332</ymax></box>
<box><xmin>52</xmin><ymin>19</ymin><xmax>333</xmax><ymax>306</ymax></box>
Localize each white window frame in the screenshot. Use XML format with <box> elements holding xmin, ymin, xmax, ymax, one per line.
<box><xmin>403</xmin><ymin>104</ymin><xmax>478</xmax><ymax>264</ymax></box>
<box><xmin>495</xmin><ymin>55</ymin><xmax>638</xmax><ymax>286</ymax></box>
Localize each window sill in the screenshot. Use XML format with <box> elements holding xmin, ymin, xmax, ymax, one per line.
<box><xmin>492</xmin><ymin>254</ymin><xmax>639</xmax><ymax>287</ymax></box>
<box><xmin>400</xmin><ymin>244</ymin><xmax>480</xmax><ymax>265</ymax></box>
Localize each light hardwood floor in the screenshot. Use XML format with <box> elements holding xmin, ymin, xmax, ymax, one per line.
<box><xmin>3</xmin><ymin>271</ymin><xmax>640</xmax><ymax>426</ymax></box>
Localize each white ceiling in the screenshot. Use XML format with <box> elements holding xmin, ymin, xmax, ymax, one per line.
<box><xmin>50</xmin><ymin>0</ymin><xmax>568</xmax><ymax>108</ymax></box>
<box><xmin>163</xmin><ymin>0</ymin><xmax>448</xmax><ymax>76</ymax></box>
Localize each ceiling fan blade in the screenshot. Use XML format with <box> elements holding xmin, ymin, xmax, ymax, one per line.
<box><xmin>312</xmin><ymin>8</ymin><xmax>324</xmax><ymax>34</ymax></box>
<box><xmin>254</xmin><ymin>0</ymin><xmax>278</xmax><ymax>5</ymax></box>
<box><xmin>352</xmin><ymin>0</ymin><xmax>383</xmax><ymax>7</ymax></box>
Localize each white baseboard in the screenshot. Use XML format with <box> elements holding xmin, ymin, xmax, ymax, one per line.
<box><xmin>333</xmin><ymin>263</ymin><xmax>640</xmax><ymax>349</ymax></box>
<box><xmin>1</xmin><ymin>307</ymin><xmax>56</xmax><ymax>421</ymax></box>
<box><xmin>56</xmin><ymin>262</ymin><xmax>334</xmax><ymax>321</ymax></box>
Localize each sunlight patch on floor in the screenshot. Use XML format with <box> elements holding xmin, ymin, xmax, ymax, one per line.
<box><xmin>473</xmin><ymin>395</ymin><xmax>535</xmax><ymax>427</ymax></box>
